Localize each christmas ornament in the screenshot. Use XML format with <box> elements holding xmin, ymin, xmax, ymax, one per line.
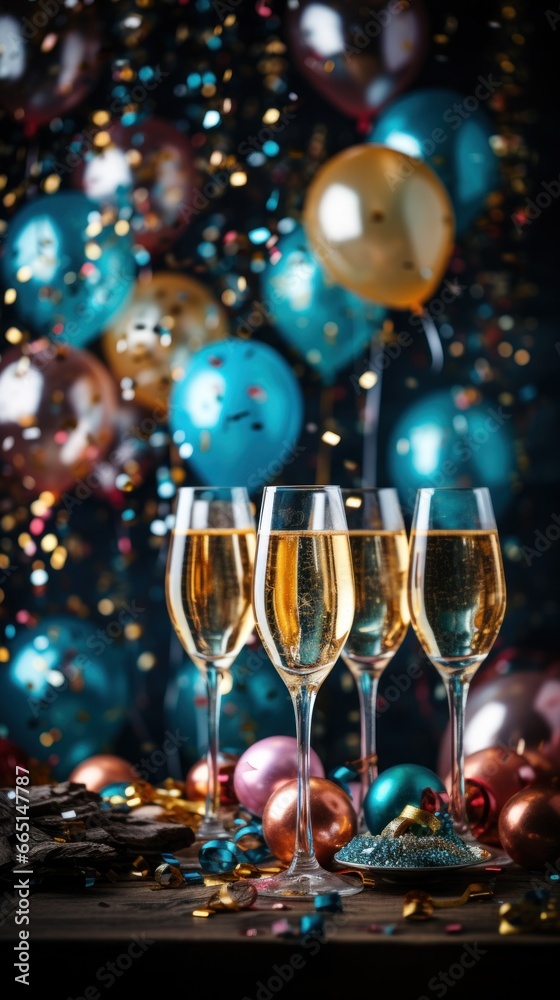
<box><xmin>0</xmin><ymin>340</ymin><xmax>118</xmax><ymax>498</ymax></box>
<box><xmin>457</xmin><ymin>746</ymin><xmax>555</xmax><ymax>847</ymax></box>
<box><xmin>498</xmin><ymin>786</ymin><xmax>560</xmax><ymax>871</ymax></box>
<box><xmin>233</xmin><ymin>736</ymin><xmax>325</xmax><ymax>818</ymax></box>
<box><xmin>2</xmin><ymin>192</ymin><xmax>136</xmax><ymax>347</ymax></box>
<box><xmin>437</xmin><ymin>668</ymin><xmax>560</xmax><ymax>781</ymax></box>
<box><xmin>102</xmin><ymin>271</ymin><xmax>228</xmax><ymax>412</ymax></box>
<box><xmin>363</xmin><ymin>763</ymin><xmax>447</xmax><ymax>835</ymax></box>
<box><xmin>262</xmin><ymin>777</ymin><xmax>357</xmax><ymax>866</ymax></box>
<box><xmin>186</xmin><ymin>752</ymin><xmax>239</xmax><ymax>807</ymax></box>
<box><xmin>303</xmin><ymin>144</ymin><xmax>455</xmax><ymax>314</ymax></box>
<box><xmin>69</xmin><ymin>755</ymin><xmax>139</xmax><ymax>794</ymax></box>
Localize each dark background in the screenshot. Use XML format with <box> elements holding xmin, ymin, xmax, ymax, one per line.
<box><xmin>1</xmin><ymin>0</ymin><xmax>560</xmax><ymax>785</ymax></box>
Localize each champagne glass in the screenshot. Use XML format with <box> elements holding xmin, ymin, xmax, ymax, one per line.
<box><xmin>341</xmin><ymin>488</ymin><xmax>410</xmax><ymax>831</ymax></box>
<box><xmin>407</xmin><ymin>488</ymin><xmax>507</xmax><ymax>841</ymax></box>
<box><xmin>165</xmin><ymin>487</ymin><xmax>256</xmax><ymax>841</ymax></box>
<box><xmin>252</xmin><ymin>485</ymin><xmax>362</xmax><ymax>899</ymax></box>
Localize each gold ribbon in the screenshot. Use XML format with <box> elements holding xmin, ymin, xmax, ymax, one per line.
<box><xmin>381</xmin><ymin>804</ymin><xmax>441</xmax><ymax>839</ymax></box>
<box><xmin>403</xmin><ymin>882</ymin><xmax>493</xmax><ymax>921</ymax></box>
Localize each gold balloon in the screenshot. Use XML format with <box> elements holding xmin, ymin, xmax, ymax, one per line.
<box><xmin>303</xmin><ymin>143</ymin><xmax>455</xmax><ymax>313</ymax></box>
<box><xmin>102</xmin><ymin>271</ymin><xmax>229</xmax><ymax>412</ymax></box>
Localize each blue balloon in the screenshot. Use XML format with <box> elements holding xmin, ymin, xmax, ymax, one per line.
<box><xmin>168</xmin><ymin>338</ymin><xmax>304</xmax><ymax>494</ymax></box>
<box><xmin>0</xmin><ymin>615</ymin><xmax>129</xmax><ymax>779</ymax></box>
<box><xmin>164</xmin><ymin>648</ymin><xmax>294</xmax><ymax>767</ymax></box>
<box><xmin>387</xmin><ymin>388</ymin><xmax>516</xmax><ymax>521</ymax></box>
<box><xmin>1</xmin><ymin>191</ymin><xmax>136</xmax><ymax>347</ymax></box>
<box><xmin>369</xmin><ymin>88</ymin><xmax>499</xmax><ymax>234</ymax></box>
<box><xmin>260</xmin><ymin>224</ymin><xmax>386</xmax><ymax>385</ymax></box>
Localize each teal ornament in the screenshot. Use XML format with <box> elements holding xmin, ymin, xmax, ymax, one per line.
<box><xmin>363</xmin><ymin>764</ymin><xmax>447</xmax><ymax>836</ymax></box>
<box><xmin>260</xmin><ymin>223</ymin><xmax>386</xmax><ymax>385</ymax></box>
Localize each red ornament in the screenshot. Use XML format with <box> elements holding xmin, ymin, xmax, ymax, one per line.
<box><xmin>68</xmin><ymin>755</ymin><xmax>139</xmax><ymax>794</ymax></box>
<box><xmin>0</xmin><ymin>737</ymin><xmax>29</xmax><ymax>787</ymax></box>
<box><xmin>451</xmin><ymin>746</ymin><xmax>552</xmax><ymax>847</ymax></box>
<box><xmin>262</xmin><ymin>777</ymin><xmax>357</xmax><ymax>866</ymax></box>
<box><xmin>185</xmin><ymin>752</ymin><xmax>239</xmax><ymax>806</ymax></box>
<box><xmin>498</xmin><ymin>786</ymin><xmax>560</xmax><ymax>871</ymax></box>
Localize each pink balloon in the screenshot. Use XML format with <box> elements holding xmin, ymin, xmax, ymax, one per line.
<box><xmin>233</xmin><ymin>735</ymin><xmax>325</xmax><ymax>817</ymax></box>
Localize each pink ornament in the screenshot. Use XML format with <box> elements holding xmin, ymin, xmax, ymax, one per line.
<box><xmin>233</xmin><ymin>735</ymin><xmax>325</xmax><ymax>817</ymax></box>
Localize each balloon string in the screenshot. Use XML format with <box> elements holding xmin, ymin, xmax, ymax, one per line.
<box><xmin>315</xmin><ymin>385</ymin><xmax>333</xmax><ymax>485</ymax></box>
<box><xmin>420</xmin><ymin>309</ymin><xmax>445</xmax><ymax>373</ymax></box>
<box><xmin>361</xmin><ymin>331</ymin><xmax>383</xmax><ymax>488</ymax></box>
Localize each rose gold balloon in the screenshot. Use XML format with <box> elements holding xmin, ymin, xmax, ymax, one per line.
<box><xmin>498</xmin><ymin>786</ymin><xmax>560</xmax><ymax>871</ymax></box>
<box><xmin>303</xmin><ymin>143</ymin><xmax>455</xmax><ymax>312</ymax></box>
<box><xmin>262</xmin><ymin>777</ymin><xmax>357</xmax><ymax>866</ymax></box>
<box><xmin>0</xmin><ymin>340</ymin><xmax>118</xmax><ymax>499</ymax></box>
<box><xmin>69</xmin><ymin>755</ymin><xmax>139</xmax><ymax>794</ymax></box>
<box><xmin>233</xmin><ymin>735</ymin><xmax>325</xmax><ymax>818</ymax></box>
<box><xmin>102</xmin><ymin>272</ymin><xmax>228</xmax><ymax>412</ymax></box>
<box><xmin>185</xmin><ymin>752</ymin><xmax>239</xmax><ymax>806</ymax></box>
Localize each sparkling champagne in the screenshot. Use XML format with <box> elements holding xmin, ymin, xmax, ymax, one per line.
<box><xmin>166</xmin><ymin>528</ymin><xmax>256</xmax><ymax>667</ymax></box>
<box><xmin>343</xmin><ymin>530</ymin><xmax>409</xmax><ymax>669</ymax></box>
<box><xmin>408</xmin><ymin>529</ymin><xmax>506</xmax><ymax>674</ymax></box>
<box><xmin>253</xmin><ymin>530</ymin><xmax>355</xmax><ymax>690</ymax></box>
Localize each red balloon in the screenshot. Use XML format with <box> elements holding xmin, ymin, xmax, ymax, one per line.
<box><xmin>73</xmin><ymin>117</ymin><xmax>195</xmax><ymax>256</ymax></box>
<box><xmin>0</xmin><ymin>340</ymin><xmax>118</xmax><ymax>499</ymax></box>
<box><xmin>286</xmin><ymin>0</ymin><xmax>429</xmax><ymax>122</ymax></box>
<box><xmin>0</xmin><ymin>1</ymin><xmax>102</xmax><ymax>128</ymax></box>
<box><xmin>0</xmin><ymin>737</ymin><xmax>29</xmax><ymax>787</ymax></box>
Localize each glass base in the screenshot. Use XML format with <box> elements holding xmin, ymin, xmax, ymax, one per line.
<box><xmin>195</xmin><ymin>817</ymin><xmax>233</xmax><ymax>841</ymax></box>
<box><xmin>256</xmin><ymin>867</ymin><xmax>363</xmax><ymax>900</ymax></box>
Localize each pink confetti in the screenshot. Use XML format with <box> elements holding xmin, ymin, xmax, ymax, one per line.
<box><xmin>367</xmin><ymin>923</ymin><xmax>383</xmax><ymax>933</ymax></box>
<box><xmin>445</xmin><ymin>923</ymin><xmax>463</xmax><ymax>934</ymax></box>
<box><xmin>271</xmin><ymin>919</ymin><xmax>291</xmax><ymax>936</ymax></box>
<box><xmin>244</xmin><ymin>928</ymin><xmax>258</xmax><ymax>937</ymax></box>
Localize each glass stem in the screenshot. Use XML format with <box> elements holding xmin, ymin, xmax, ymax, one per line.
<box><xmin>289</xmin><ymin>683</ymin><xmax>321</xmax><ymax>874</ymax></box>
<box><xmin>444</xmin><ymin>673</ymin><xmax>470</xmax><ymax>838</ymax></box>
<box><xmin>204</xmin><ymin>666</ymin><xmax>223</xmax><ymax>825</ymax></box>
<box><xmin>356</xmin><ymin>669</ymin><xmax>381</xmax><ymax>821</ymax></box>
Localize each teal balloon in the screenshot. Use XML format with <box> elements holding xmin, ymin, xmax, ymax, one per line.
<box><xmin>164</xmin><ymin>649</ymin><xmax>294</xmax><ymax>768</ymax></box>
<box><xmin>387</xmin><ymin>388</ymin><xmax>516</xmax><ymax>521</ymax></box>
<box><xmin>0</xmin><ymin>615</ymin><xmax>129</xmax><ymax>780</ymax></box>
<box><xmin>1</xmin><ymin>191</ymin><xmax>136</xmax><ymax>347</ymax></box>
<box><xmin>369</xmin><ymin>88</ymin><xmax>499</xmax><ymax>234</ymax></box>
<box><xmin>168</xmin><ymin>338</ymin><xmax>304</xmax><ymax>494</ymax></box>
<box><xmin>363</xmin><ymin>764</ymin><xmax>446</xmax><ymax>835</ymax></box>
<box><xmin>260</xmin><ymin>224</ymin><xmax>386</xmax><ymax>385</ymax></box>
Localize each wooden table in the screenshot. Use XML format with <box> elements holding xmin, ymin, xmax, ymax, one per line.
<box><xmin>1</xmin><ymin>844</ymin><xmax>557</xmax><ymax>1000</ymax></box>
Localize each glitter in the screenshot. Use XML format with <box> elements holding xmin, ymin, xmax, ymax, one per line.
<box><xmin>335</xmin><ymin>826</ymin><xmax>488</xmax><ymax>870</ymax></box>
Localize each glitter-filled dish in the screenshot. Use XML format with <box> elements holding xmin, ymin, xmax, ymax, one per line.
<box><xmin>333</xmin><ymin>831</ymin><xmax>494</xmax><ymax>880</ymax></box>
